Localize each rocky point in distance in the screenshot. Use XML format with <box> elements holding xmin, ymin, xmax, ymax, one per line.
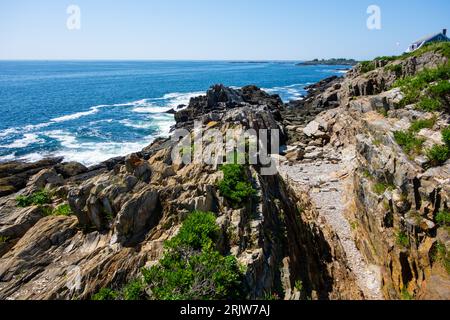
<box><xmin>0</xmin><ymin>42</ymin><xmax>449</xmax><ymax>300</ymax></box>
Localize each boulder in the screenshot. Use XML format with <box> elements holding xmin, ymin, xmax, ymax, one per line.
<box><xmin>55</xmin><ymin>162</ymin><xmax>88</xmax><ymax>178</ymax></box>
<box><xmin>114</xmin><ymin>188</ymin><xmax>160</xmax><ymax>243</ymax></box>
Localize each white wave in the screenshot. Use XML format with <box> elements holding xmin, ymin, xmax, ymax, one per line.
<box><xmin>0</xmin><ymin>154</ymin><xmax>15</xmax><ymax>162</ymax></box>
<box><xmin>51</xmin><ymin>105</ymin><xmax>103</xmax><ymax>123</ymax></box>
<box><xmin>0</xmin><ymin>128</ymin><xmax>19</xmax><ymax>138</ymax></box>
<box><xmin>263</xmin><ymin>85</ymin><xmax>305</xmax><ymax>102</ymax></box>
<box><xmin>162</xmin><ymin>91</ymin><xmax>204</xmax><ymax>108</ymax></box>
<box><xmin>119</xmin><ymin>119</ymin><xmax>154</xmax><ymax>129</ymax></box>
<box><xmin>132</xmin><ymin>105</ymin><xmax>170</xmax><ymax>114</ymax></box>
<box><xmin>0</xmin><ymin>133</ymin><xmax>44</xmax><ymax>149</ymax></box>
<box><xmin>44</xmin><ymin>130</ymin><xmax>78</xmax><ymax>149</ymax></box>
<box><xmin>54</xmin><ymin>138</ymin><xmax>156</xmax><ymax>166</ymax></box>
<box><xmin>18</xmin><ymin>152</ymin><xmax>45</xmax><ymax>163</ymax></box>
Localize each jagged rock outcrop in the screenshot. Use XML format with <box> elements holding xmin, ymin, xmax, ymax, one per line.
<box><xmin>280</xmin><ymin>45</ymin><xmax>450</xmax><ymax>300</ymax></box>
<box><xmin>0</xmin><ymin>84</ymin><xmax>361</xmax><ymax>300</ymax></box>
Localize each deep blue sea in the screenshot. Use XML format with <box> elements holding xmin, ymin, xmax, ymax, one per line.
<box><xmin>0</xmin><ymin>61</ymin><xmax>347</xmax><ymax>166</ymax></box>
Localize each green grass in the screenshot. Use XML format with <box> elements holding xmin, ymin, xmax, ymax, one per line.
<box><xmin>409</xmin><ymin>117</ymin><xmax>436</xmax><ymax>133</ymax></box>
<box><xmin>401</xmin><ymin>288</ymin><xmax>414</xmax><ymax>300</ymax></box>
<box><xmin>51</xmin><ymin>204</ymin><xmax>73</xmax><ymax>217</ymax></box>
<box><xmin>424</xmin><ymin>127</ymin><xmax>450</xmax><ymax>167</ymax></box>
<box><xmin>360</xmin><ymin>61</ymin><xmax>376</xmax><ymax>73</ymax></box>
<box><xmin>436</xmin><ymin>209</ymin><xmax>450</xmax><ymax>226</ymax></box>
<box><xmin>16</xmin><ymin>190</ymin><xmax>52</xmax><ymax>207</ymax></box>
<box><xmin>122</xmin><ymin>280</ymin><xmax>145</xmax><ymax>300</ymax></box>
<box><xmin>294</xmin><ymin>280</ymin><xmax>303</xmax><ymax>293</ymax></box>
<box><xmin>393</xmin><ymin>131</ymin><xmax>425</xmax><ymax>156</ymax></box>
<box><xmin>0</xmin><ymin>236</ymin><xmax>10</xmax><ymax>244</ymax></box>
<box><xmin>416</xmin><ymin>97</ymin><xmax>442</xmax><ymax>111</ymax></box>
<box><xmin>426</xmin><ymin>144</ymin><xmax>450</xmax><ymax>166</ymax></box>
<box><xmin>392</xmin><ymin>62</ymin><xmax>450</xmax><ymax>109</ymax></box>
<box><xmin>92</xmin><ymin>288</ymin><xmax>119</xmax><ymax>301</ymax></box>
<box><xmin>442</xmin><ymin>126</ymin><xmax>450</xmax><ymax>147</ymax></box>
<box><xmin>218</xmin><ymin>164</ymin><xmax>256</xmax><ymax>208</ymax></box>
<box><xmin>385</xmin><ymin>64</ymin><xmax>403</xmax><ymax>76</ymax></box>
<box><xmin>433</xmin><ymin>242</ymin><xmax>450</xmax><ymax>275</ymax></box>
<box><xmin>375</xmin><ymin>55</ymin><xmax>398</xmax><ymax>62</ymax></box>
<box><xmin>428</xmin><ymin>80</ymin><xmax>450</xmax><ymax>97</ymax></box>
<box><xmin>396</xmin><ymin>231</ymin><xmax>410</xmax><ymax>248</ymax></box>
<box><xmin>373</xmin><ymin>182</ymin><xmax>395</xmax><ymax>195</ymax></box>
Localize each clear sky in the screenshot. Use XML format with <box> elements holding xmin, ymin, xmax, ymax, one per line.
<box><xmin>1</xmin><ymin>0</ymin><xmax>449</xmax><ymax>60</ymax></box>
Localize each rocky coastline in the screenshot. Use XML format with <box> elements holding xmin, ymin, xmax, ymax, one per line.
<box><xmin>0</xmin><ymin>43</ymin><xmax>449</xmax><ymax>300</ymax></box>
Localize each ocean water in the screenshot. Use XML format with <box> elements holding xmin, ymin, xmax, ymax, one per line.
<box><xmin>0</xmin><ymin>61</ymin><xmax>347</xmax><ymax>166</ymax></box>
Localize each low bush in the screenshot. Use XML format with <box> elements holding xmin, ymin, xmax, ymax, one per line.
<box><xmin>392</xmin><ymin>62</ymin><xmax>450</xmax><ymax>109</ymax></box>
<box><xmin>51</xmin><ymin>204</ymin><xmax>73</xmax><ymax>216</ymax></box>
<box><xmin>426</xmin><ymin>144</ymin><xmax>450</xmax><ymax>166</ymax></box>
<box><xmin>416</xmin><ymin>97</ymin><xmax>442</xmax><ymax>111</ymax></box>
<box><xmin>93</xmin><ymin>212</ymin><xmax>246</xmax><ymax>301</ymax></box>
<box><xmin>218</xmin><ymin>164</ymin><xmax>256</xmax><ymax>208</ymax></box>
<box><xmin>360</xmin><ymin>61</ymin><xmax>376</xmax><ymax>73</ymax></box>
<box><xmin>436</xmin><ymin>209</ymin><xmax>450</xmax><ymax>227</ymax></box>
<box><xmin>373</xmin><ymin>182</ymin><xmax>394</xmax><ymax>195</ymax></box>
<box><xmin>92</xmin><ymin>288</ymin><xmax>119</xmax><ymax>301</ymax></box>
<box><xmin>428</xmin><ymin>80</ymin><xmax>450</xmax><ymax>97</ymax></box>
<box><xmin>142</xmin><ymin>211</ymin><xmax>245</xmax><ymax>300</ymax></box>
<box><xmin>16</xmin><ymin>190</ymin><xmax>52</xmax><ymax>207</ymax></box>
<box><xmin>396</xmin><ymin>231</ymin><xmax>410</xmax><ymax>248</ymax></box>
<box><xmin>393</xmin><ymin>131</ymin><xmax>425</xmax><ymax>156</ymax></box>
<box><xmin>409</xmin><ymin>117</ymin><xmax>436</xmax><ymax>133</ymax></box>
<box><xmin>442</xmin><ymin>126</ymin><xmax>450</xmax><ymax>147</ymax></box>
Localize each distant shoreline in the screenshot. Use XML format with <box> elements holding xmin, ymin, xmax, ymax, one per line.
<box><xmin>296</xmin><ymin>58</ymin><xmax>358</xmax><ymax>67</ymax></box>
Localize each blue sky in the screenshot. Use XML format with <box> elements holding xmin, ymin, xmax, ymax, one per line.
<box><xmin>0</xmin><ymin>0</ymin><xmax>449</xmax><ymax>60</ymax></box>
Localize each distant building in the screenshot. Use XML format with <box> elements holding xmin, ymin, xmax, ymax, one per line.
<box><xmin>405</xmin><ymin>29</ymin><xmax>449</xmax><ymax>53</ymax></box>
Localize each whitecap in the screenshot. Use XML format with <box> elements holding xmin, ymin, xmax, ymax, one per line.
<box><xmin>119</xmin><ymin>119</ymin><xmax>154</xmax><ymax>129</ymax></box>
<box><xmin>0</xmin><ymin>133</ymin><xmax>44</xmax><ymax>149</ymax></box>
<box><xmin>44</xmin><ymin>130</ymin><xmax>78</xmax><ymax>149</ymax></box>
<box><xmin>51</xmin><ymin>105</ymin><xmax>102</xmax><ymax>123</ymax></box>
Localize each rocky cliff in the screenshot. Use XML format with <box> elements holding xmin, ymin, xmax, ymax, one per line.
<box><xmin>0</xmin><ymin>43</ymin><xmax>449</xmax><ymax>300</ymax></box>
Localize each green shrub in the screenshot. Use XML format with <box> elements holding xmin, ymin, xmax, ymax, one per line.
<box><xmin>396</xmin><ymin>231</ymin><xmax>410</xmax><ymax>248</ymax></box>
<box><xmin>51</xmin><ymin>204</ymin><xmax>72</xmax><ymax>216</ymax></box>
<box><xmin>376</xmin><ymin>56</ymin><xmax>398</xmax><ymax>62</ymax></box>
<box><xmin>385</xmin><ymin>64</ymin><xmax>403</xmax><ymax>75</ymax></box>
<box><xmin>426</xmin><ymin>144</ymin><xmax>450</xmax><ymax>166</ymax></box>
<box><xmin>392</xmin><ymin>63</ymin><xmax>450</xmax><ymax>108</ymax></box>
<box><xmin>166</xmin><ymin>211</ymin><xmax>219</xmax><ymax>250</ymax></box>
<box><xmin>294</xmin><ymin>280</ymin><xmax>304</xmax><ymax>293</ymax></box>
<box><xmin>16</xmin><ymin>190</ymin><xmax>52</xmax><ymax>207</ymax></box>
<box><xmin>409</xmin><ymin>118</ymin><xmax>436</xmax><ymax>133</ymax></box>
<box><xmin>92</xmin><ymin>288</ymin><xmax>119</xmax><ymax>301</ymax></box>
<box><xmin>401</xmin><ymin>288</ymin><xmax>414</xmax><ymax>300</ymax></box>
<box><xmin>142</xmin><ymin>211</ymin><xmax>245</xmax><ymax>300</ymax></box>
<box><xmin>393</xmin><ymin>131</ymin><xmax>425</xmax><ymax>156</ymax></box>
<box><xmin>442</xmin><ymin>127</ymin><xmax>450</xmax><ymax>147</ymax></box>
<box><xmin>433</xmin><ymin>242</ymin><xmax>450</xmax><ymax>275</ymax></box>
<box><xmin>428</xmin><ymin>80</ymin><xmax>450</xmax><ymax>97</ymax></box>
<box><xmin>218</xmin><ymin>164</ymin><xmax>256</xmax><ymax>208</ymax></box>
<box><xmin>373</xmin><ymin>182</ymin><xmax>394</xmax><ymax>195</ymax></box>
<box><xmin>123</xmin><ymin>280</ymin><xmax>145</xmax><ymax>300</ymax></box>
<box><xmin>416</xmin><ymin>97</ymin><xmax>442</xmax><ymax>111</ymax></box>
<box><xmin>360</xmin><ymin>61</ymin><xmax>376</xmax><ymax>73</ymax></box>
<box><xmin>436</xmin><ymin>210</ymin><xmax>450</xmax><ymax>227</ymax></box>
